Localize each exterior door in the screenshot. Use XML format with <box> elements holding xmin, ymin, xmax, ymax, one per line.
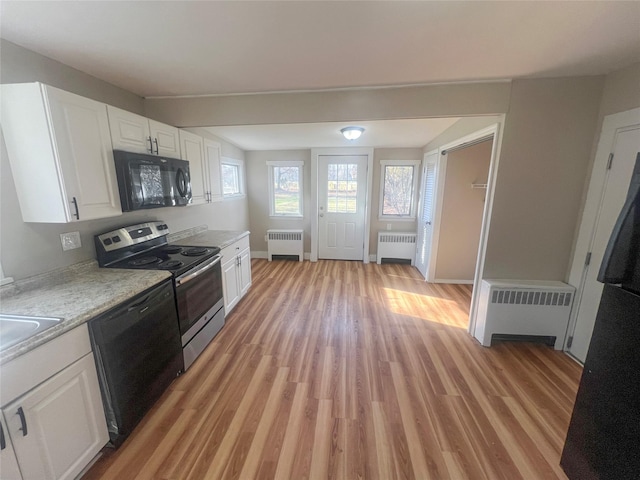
<box><xmin>318</xmin><ymin>155</ymin><xmax>368</xmax><ymax>260</ymax></box>
<box><xmin>416</xmin><ymin>152</ymin><xmax>438</xmax><ymax>279</ymax></box>
<box><xmin>569</xmin><ymin>125</ymin><xmax>640</xmax><ymax>362</ymax></box>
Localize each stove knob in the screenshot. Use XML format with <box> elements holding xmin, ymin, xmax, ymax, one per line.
<box><xmin>112</xmin><ymin>235</ymin><xmax>121</xmax><ymax>243</ymax></box>
<box><xmin>103</xmin><ymin>238</ymin><xmax>113</xmax><ymax>246</ymax></box>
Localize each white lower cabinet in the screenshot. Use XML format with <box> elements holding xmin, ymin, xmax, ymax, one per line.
<box><xmin>0</xmin><ymin>326</ymin><xmax>108</xmax><ymax>480</ymax></box>
<box><xmin>221</xmin><ymin>236</ymin><xmax>252</xmax><ymax>315</ymax></box>
<box><xmin>0</xmin><ymin>415</ymin><xmax>21</xmax><ymax>479</ymax></box>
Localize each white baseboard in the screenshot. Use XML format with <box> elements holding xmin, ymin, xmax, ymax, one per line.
<box><xmin>251</xmin><ymin>251</ymin><xmax>310</xmax><ymax>260</ymax></box>
<box><xmin>433</xmin><ymin>278</ymin><xmax>474</xmax><ymax>284</ymax></box>
<box><xmin>369</xmin><ymin>254</ymin><xmax>377</xmax><ymax>262</ymax></box>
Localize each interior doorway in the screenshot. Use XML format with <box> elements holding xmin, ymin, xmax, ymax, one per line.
<box><xmin>413</xmin><ymin>123</ymin><xmax>504</xmax><ymax>333</ymax></box>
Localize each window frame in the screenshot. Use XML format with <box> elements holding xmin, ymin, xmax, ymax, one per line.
<box><xmin>378</xmin><ymin>159</ymin><xmax>421</xmax><ymax>220</ymax></box>
<box><xmin>267</xmin><ymin>160</ymin><xmax>304</xmax><ymax>218</ymax></box>
<box><xmin>221</xmin><ymin>157</ymin><xmax>245</xmax><ymax>199</ymax></box>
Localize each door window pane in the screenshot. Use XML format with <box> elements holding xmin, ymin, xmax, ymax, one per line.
<box><xmin>327</xmin><ymin>163</ymin><xmax>357</xmax><ymax>213</ymax></box>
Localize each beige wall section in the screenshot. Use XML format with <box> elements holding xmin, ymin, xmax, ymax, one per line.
<box><xmin>0</xmin><ymin>42</ymin><xmax>249</xmax><ymax>281</ymax></box>
<box><xmin>144</xmin><ymin>82</ymin><xmax>512</xmax><ymax>127</ymax></box>
<box><xmin>483</xmin><ymin>77</ymin><xmax>604</xmax><ymax>281</ymax></box>
<box><xmin>0</xmin><ymin>39</ymin><xmax>144</xmax><ymax>114</ymax></box>
<box><xmin>598</xmin><ymin>62</ymin><xmax>640</xmax><ymax>117</ymax></box>
<box><xmin>370</xmin><ymin>148</ymin><xmax>424</xmax><ymax>255</ymax></box>
<box><xmin>245</xmin><ymin>150</ymin><xmax>311</xmax><ymax>254</ymax></box>
<box><xmin>435</xmin><ymin>141</ymin><xmax>492</xmax><ymax>281</ymax></box>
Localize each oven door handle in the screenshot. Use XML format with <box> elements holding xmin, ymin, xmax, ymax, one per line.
<box><xmin>175</xmin><ymin>254</ymin><xmax>221</xmax><ymax>287</ymax></box>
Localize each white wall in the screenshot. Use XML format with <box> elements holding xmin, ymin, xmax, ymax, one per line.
<box><xmin>0</xmin><ymin>41</ymin><xmax>249</xmax><ymax>280</ymax></box>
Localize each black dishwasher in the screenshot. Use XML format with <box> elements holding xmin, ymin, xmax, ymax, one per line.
<box><xmin>88</xmin><ymin>279</ymin><xmax>183</xmax><ymax>447</ymax></box>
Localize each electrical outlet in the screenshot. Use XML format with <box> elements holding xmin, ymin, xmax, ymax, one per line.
<box><xmin>264</xmin><ymin>234</ymin><xmax>268</xmax><ymax>242</ymax></box>
<box><xmin>60</xmin><ymin>231</ymin><xmax>82</xmax><ymax>251</ymax></box>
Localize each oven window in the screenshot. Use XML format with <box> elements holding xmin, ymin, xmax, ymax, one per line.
<box><xmin>176</xmin><ymin>262</ymin><xmax>223</xmax><ymax>334</ymax></box>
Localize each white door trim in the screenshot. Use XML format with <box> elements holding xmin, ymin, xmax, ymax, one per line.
<box><xmin>565</xmin><ymin>107</ymin><xmax>640</xmax><ymax>353</ymax></box>
<box><xmin>311</xmin><ymin>147</ymin><xmax>374</xmax><ymax>262</ymax></box>
<box><xmin>430</xmin><ymin>121</ymin><xmax>505</xmax><ymax>335</ymax></box>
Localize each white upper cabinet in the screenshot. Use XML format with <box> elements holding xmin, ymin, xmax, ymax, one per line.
<box><xmin>149</xmin><ymin>119</ymin><xmax>181</xmax><ymax>158</ymax></box>
<box><xmin>1</xmin><ymin>83</ymin><xmax>122</xmax><ymax>223</ymax></box>
<box><xmin>107</xmin><ymin>106</ymin><xmax>181</xmax><ymax>158</ymax></box>
<box><xmin>204</xmin><ymin>139</ymin><xmax>224</xmax><ymax>202</ymax></box>
<box><xmin>179</xmin><ymin>130</ymin><xmax>207</xmax><ymax>205</ymax></box>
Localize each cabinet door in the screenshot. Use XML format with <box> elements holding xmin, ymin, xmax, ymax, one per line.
<box><xmin>222</xmin><ymin>257</ymin><xmax>240</xmax><ymax>315</ymax></box>
<box><xmin>46</xmin><ymin>86</ymin><xmax>122</xmax><ymax>221</ymax></box>
<box><xmin>180</xmin><ymin>130</ymin><xmax>208</xmax><ymax>205</ymax></box>
<box><xmin>204</xmin><ymin>139</ymin><xmax>223</xmax><ymax>202</ymax></box>
<box><xmin>149</xmin><ymin>119</ymin><xmax>181</xmax><ymax>158</ymax></box>
<box><xmin>0</xmin><ymin>415</ymin><xmax>21</xmax><ymax>480</ymax></box>
<box><xmin>5</xmin><ymin>353</ymin><xmax>108</xmax><ymax>480</ymax></box>
<box><xmin>239</xmin><ymin>247</ymin><xmax>252</xmax><ymax>296</ymax></box>
<box><xmin>106</xmin><ymin>105</ymin><xmax>152</xmax><ymax>154</ymax></box>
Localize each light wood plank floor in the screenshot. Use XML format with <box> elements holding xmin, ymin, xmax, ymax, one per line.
<box><xmin>84</xmin><ymin>259</ymin><xmax>582</xmax><ymax>480</ymax></box>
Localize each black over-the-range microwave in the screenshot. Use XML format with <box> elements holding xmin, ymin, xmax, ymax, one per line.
<box><xmin>113</xmin><ymin>150</ymin><xmax>193</xmax><ymax>211</ymax></box>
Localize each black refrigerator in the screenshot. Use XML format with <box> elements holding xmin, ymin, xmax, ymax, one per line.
<box><xmin>561</xmin><ymin>153</ymin><xmax>640</xmax><ymax>480</ymax></box>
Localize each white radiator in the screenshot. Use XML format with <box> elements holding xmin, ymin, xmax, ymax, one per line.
<box><xmin>267</xmin><ymin>229</ymin><xmax>303</xmax><ymax>262</ymax></box>
<box><xmin>474</xmin><ymin>279</ymin><xmax>575</xmax><ymax>350</ymax></box>
<box><xmin>377</xmin><ymin>232</ymin><xmax>417</xmax><ymax>265</ymax></box>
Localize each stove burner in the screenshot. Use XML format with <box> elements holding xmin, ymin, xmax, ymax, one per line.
<box><xmin>129</xmin><ymin>256</ymin><xmax>162</xmax><ymax>266</ymax></box>
<box><xmin>160</xmin><ymin>260</ymin><xmax>184</xmax><ymax>269</ymax></box>
<box><xmin>182</xmin><ymin>247</ymin><xmax>208</xmax><ymax>257</ymax></box>
<box><xmin>162</xmin><ymin>246</ymin><xmax>183</xmax><ymax>254</ymax></box>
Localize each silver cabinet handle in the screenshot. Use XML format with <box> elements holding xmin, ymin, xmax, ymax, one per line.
<box><xmin>153</xmin><ymin>138</ymin><xmax>159</xmax><ymax>155</ymax></box>
<box><xmin>147</xmin><ymin>136</ymin><xmax>153</xmax><ymax>153</ymax></box>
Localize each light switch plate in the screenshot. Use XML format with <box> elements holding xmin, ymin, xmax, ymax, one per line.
<box><xmin>60</xmin><ymin>231</ymin><xmax>82</xmax><ymax>251</ymax></box>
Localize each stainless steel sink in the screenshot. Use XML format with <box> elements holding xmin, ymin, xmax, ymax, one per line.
<box><xmin>0</xmin><ymin>314</ymin><xmax>61</xmax><ymax>350</ymax></box>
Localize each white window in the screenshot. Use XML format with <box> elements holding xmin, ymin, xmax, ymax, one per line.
<box><xmin>379</xmin><ymin>160</ymin><xmax>421</xmax><ymax>219</ymax></box>
<box><xmin>221</xmin><ymin>157</ymin><xmax>245</xmax><ymax>198</ymax></box>
<box><xmin>267</xmin><ymin>161</ymin><xmax>303</xmax><ymax>217</ymax></box>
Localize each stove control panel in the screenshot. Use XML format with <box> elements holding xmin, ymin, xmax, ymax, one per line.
<box><xmin>96</xmin><ymin>222</ymin><xmax>170</xmax><ymax>252</ymax></box>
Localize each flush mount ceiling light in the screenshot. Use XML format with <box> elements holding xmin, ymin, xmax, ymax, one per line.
<box><xmin>340</xmin><ymin>126</ymin><xmax>365</xmax><ymax>140</ymax></box>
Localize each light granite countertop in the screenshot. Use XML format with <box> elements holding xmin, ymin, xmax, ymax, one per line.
<box><xmin>0</xmin><ymin>261</ymin><xmax>171</xmax><ymax>365</ymax></box>
<box><xmin>174</xmin><ymin>230</ymin><xmax>250</xmax><ymax>249</ymax></box>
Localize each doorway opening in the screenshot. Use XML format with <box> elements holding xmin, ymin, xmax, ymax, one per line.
<box><xmin>414</xmin><ymin>123</ymin><xmax>504</xmax><ymax>332</ymax></box>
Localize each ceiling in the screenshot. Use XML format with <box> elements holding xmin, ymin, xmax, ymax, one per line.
<box><xmin>1</xmin><ymin>1</ymin><xmax>639</xmax><ymax>98</ymax></box>
<box><xmin>1</xmin><ymin>1</ymin><xmax>638</xmax><ymax>151</ymax></box>
<box><xmin>201</xmin><ymin>117</ymin><xmax>461</xmax><ymax>150</ymax></box>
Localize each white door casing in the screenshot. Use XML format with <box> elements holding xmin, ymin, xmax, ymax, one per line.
<box><xmin>416</xmin><ymin>151</ymin><xmax>438</xmax><ymax>280</ymax></box>
<box><xmin>567</xmin><ymin>109</ymin><xmax>640</xmax><ymax>362</ymax></box>
<box><xmin>318</xmin><ymin>155</ymin><xmax>368</xmax><ymax>260</ymax></box>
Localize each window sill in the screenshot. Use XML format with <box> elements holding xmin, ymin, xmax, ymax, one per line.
<box><xmin>223</xmin><ymin>194</ymin><xmax>246</xmax><ymax>201</ymax></box>
<box><xmin>269</xmin><ymin>215</ymin><xmax>304</xmax><ymax>219</ymax></box>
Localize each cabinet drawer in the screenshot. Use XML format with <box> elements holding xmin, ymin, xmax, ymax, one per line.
<box><xmin>0</xmin><ymin>325</ymin><xmax>91</xmax><ymax>407</ymax></box>
<box><xmin>220</xmin><ymin>236</ymin><xmax>250</xmax><ymax>262</ymax></box>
